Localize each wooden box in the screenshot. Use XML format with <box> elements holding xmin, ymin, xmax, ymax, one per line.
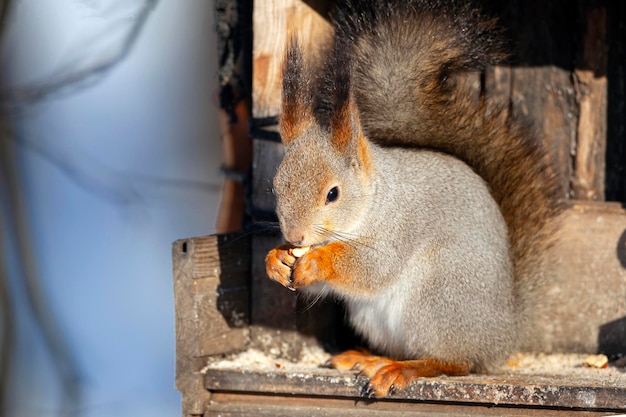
<box><xmin>174</xmin><ymin>1</ymin><xmax>626</xmax><ymax>415</ymax></box>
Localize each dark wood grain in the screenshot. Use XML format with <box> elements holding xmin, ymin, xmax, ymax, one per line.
<box><xmin>204</xmin><ymin>367</ymin><xmax>626</xmax><ymax>412</ymax></box>
<box><xmin>207</xmin><ymin>392</ymin><xmax>621</xmax><ymax>416</ymax></box>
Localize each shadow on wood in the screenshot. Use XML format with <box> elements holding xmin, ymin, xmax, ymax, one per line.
<box><xmin>617</xmin><ymin>228</ymin><xmax>626</xmax><ymax>269</ymax></box>
<box><xmin>599</xmin><ymin>316</ymin><xmax>626</xmax><ymax>356</ymax></box>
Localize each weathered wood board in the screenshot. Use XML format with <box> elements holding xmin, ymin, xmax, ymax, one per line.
<box><xmin>204</xmin><ymin>368</ymin><xmax>626</xmax><ymax>415</ymax></box>
<box><xmin>205</xmin><ymin>392</ymin><xmax>625</xmax><ymax>417</ymax></box>
<box><xmin>483</xmin><ymin>0</ymin><xmax>613</xmax><ymax>201</ymax></box>
<box><xmin>173</xmin><ymin>234</ymin><xmax>251</xmax><ymax>416</ymax></box>
<box><xmin>536</xmin><ymin>202</ymin><xmax>626</xmax><ymax>353</ymax></box>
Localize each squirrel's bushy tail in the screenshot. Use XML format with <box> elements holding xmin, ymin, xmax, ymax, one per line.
<box><xmin>327</xmin><ymin>0</ymin><xmax>564</xmax><ymax>349</ymax></box>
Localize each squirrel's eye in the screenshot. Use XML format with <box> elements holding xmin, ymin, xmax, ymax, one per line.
<box><xmin>325</xmin><ymin>186</ymin><xmax>339</xmax><ymax>205</ymax></box>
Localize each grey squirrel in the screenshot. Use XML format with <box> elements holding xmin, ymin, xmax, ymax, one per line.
<box><xmin>265</xmin><ymin>0</ymin><xmax>563</xmax><ymax>397</ymax></box>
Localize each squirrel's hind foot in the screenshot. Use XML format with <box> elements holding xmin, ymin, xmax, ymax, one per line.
<box><xmin>329</xmin><ymin>349</ymin><xmax>470</xmax><ymax>397</ymax></box>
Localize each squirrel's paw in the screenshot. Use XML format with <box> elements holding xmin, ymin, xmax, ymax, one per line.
<box><xmin>329</xmin><ymin>350</ymin><xmax>470</xmax><ymax>397</ymax></box>
<box><xmin>291</xmin><ymin>246</ymin><xmax>332</xmax><ymax>288</ymax></box>
<box><xmin>291</xmin><ymin>242</ymin><xmax>348</xmax><ymax>288</ymax></box>
<box><xmin>265</xmin><ymin>245</ymin><xmax>297</xmax><ymax>290</ymax></box>
<box><xmin>327</xmin><ymin>349</ymin><xmax>385</xmax><ymax>371</ymax></box>
<box><xmin>267</xmin><ymin>242</ymin><xmax>344</xmax><ymax>290</ymax></box>
<box><xmin>363</xmin><ymin>359</ymin><xmax>469</xmax><ymax>397</ymax></box>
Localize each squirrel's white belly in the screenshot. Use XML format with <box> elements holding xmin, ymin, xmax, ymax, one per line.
<box><xmin>345</xmin><ymin>280</ymin><xmax>413</xmax><ymax>359</ymax></box>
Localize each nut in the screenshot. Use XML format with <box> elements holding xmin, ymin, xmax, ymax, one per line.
<box><xmin>582</xmin><ymin>354</ymin><xmax>608</xmax><ymax>369</ymax></box>
<box><xmin>289</xmin><ymin>246</ymin><xmax>311</xmax><ymax>258</ymax></box>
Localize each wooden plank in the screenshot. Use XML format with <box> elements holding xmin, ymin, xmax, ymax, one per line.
<box><xmin>533</xmin><ymin>201</ymin><xmax>626</xmax><ymax>353</ymax></box>
<box><xmin>173</xmin><ymin>234</ymin><xmax>250</xmax><ymax>356</ymax></box>
<box><xmin>217</xmin><ymin>102</ymin><xmax>253</xmax><ymax>233</ymax></box>
<box><xmin>206</xmin><ymin>392</ymin><xmax>619</xmax><ymax>416</ymax></box>
<box><xmin>573</xmin><ymin>69</ymin><xmax>607</xmax><ymax>201</ymax></box>
<box><xmin>214</xmin><ymin>0</ymin><xmax>253</xmax><ymax>233</ymax></box>
<box><xmin>509</xmin><ymin>65</ymin><xmax>576</xmax><ymax>200</ymax></box>
<box><xmin>204</xmin><ymin>368</ymin><xmax>626</xmax><ymax>412</ymax></box>
<box><xmin>173</xmin><ymin>234</ymin><xmax>250</xmax><ymax>416</ymax></box>
<box><xmin>484</xmin><ymin>62</ymin><xmax>578</xmax><ymax>198</ymax></box>
<box><xmin>485</xmin><ymin>1</ymin><xmax>620</xmax><ymax>202</ymax></box>
<box><xmin>572</xmin><ymin>5</ymin><xmax>608</xmax><ymax>201</ymax></box>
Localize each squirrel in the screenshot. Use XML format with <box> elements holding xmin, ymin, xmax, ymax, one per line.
<box><xmin>265</xmin><ymin>0</ymin><xmax>563</xmax><ymax>397</ymax></box>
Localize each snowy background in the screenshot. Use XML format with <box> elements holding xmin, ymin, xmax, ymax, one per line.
<box><xmin>1</xmin><ymin>1</ymin><xmax>223</xmax><ymax>415</ymax></box>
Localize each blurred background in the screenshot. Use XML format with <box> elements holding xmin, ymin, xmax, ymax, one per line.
<box><xmin>0</xmin><ymin>1</ymin><xmax>231</xmax><ymax>415</ymax></box>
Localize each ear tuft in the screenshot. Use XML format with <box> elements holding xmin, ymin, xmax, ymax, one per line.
<box><xmin>327</xmin><ymin>35</ymin><xmax>370</xmax><ymax>172</ymax></box>
<box><xmin>279</xmin><ymin>37</ymin><xmax>314</xmax><ymax>145</ymax></box>
<box><xmin>331</xmin><ymin>98</ymin><xmax>362</xmax><ymax>154</ymax></box>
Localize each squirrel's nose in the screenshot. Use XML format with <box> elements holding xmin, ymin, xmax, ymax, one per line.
<box><xmin>283</xmin><ymin>230</ymin><xmax>305</xmax><ymax>247</ymax></box>
<box><xmin>279</xmin><ymin>217</ymin><xmax>307</xmax><ymax>246</ymax></box>
<box><xmin>286</xmin><ymin>236</ymin><xmax>304</xmax><ymax>247</ymax></box>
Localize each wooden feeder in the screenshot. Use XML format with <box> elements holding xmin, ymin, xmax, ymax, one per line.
<box><xmin>174</xmin><ymin>1</ymin><xmax>626</xmax><ymax>415</ymax></box>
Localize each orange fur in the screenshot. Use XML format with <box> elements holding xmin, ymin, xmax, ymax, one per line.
<box><xmin>330</xmin><ymin>103</ymin><xmax>354</xmax><ymax>152</ymax></box>
<box><xmin>266</xmin><ymin>242</ymin><xmax>354</xmax><ymax>290</ymax></box>
<box><xmin>331</xmin><ymin>100</ymin><xmax>373</xmax><ymax>174</ymax></box>
<box><xmin>291</xmin><ymin>242</ymin><xmax>352</xmax><ymax>289</ymax></box>
<box><xmin>331</xmin><ymin>349</ymin><xmax>470</xmax><ymax>396</ymax></box>
<box><xmin>265</xmin><ymin>244</ymin><xmax>297</xmax><ymax>289</ymax></box>
<box><xmin>357</xmin><ymin>132</ymin><xmax>372</xmax><ymax>175</ymax></box>
<box><xmin>279</xmin><ymin>108</ymin><xmax>314</xmax><ymax>145</ymax></box>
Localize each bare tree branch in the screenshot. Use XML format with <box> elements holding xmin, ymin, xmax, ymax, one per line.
<box><xmin>1</xmin><ymin>0</ymin><xmax>158</xmax><ymax>106</ymax></box>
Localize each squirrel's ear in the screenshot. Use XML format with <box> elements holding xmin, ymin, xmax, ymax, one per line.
<box><xmin>279</xmin><ymin>37</ymin><xmax>314</xmax><ymax>146</ymax></box>
<box><xmin>330</xmin><ymin>96</ymin><xmax>371</xmax><ymax>171</ymax></box>
<box><xmin>327</xmin><ymin>32</ymin><xmax>370</xmax><ymax>170</ymax></box>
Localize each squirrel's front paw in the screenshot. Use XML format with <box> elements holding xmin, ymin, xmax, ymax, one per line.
<box><xmin>291</xmin><ymin>246</ymin><xmax>331</xmax><ymax>288</ymax></box>
<box><xmin>265</xmin><ymin>245</ymin><xmax>297</xmax><ymax>290</ymax></box>
<box><xmin>267</xmin><ymin>243</ymin><xmax>340</xmax><ymax>290</ymax></box>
